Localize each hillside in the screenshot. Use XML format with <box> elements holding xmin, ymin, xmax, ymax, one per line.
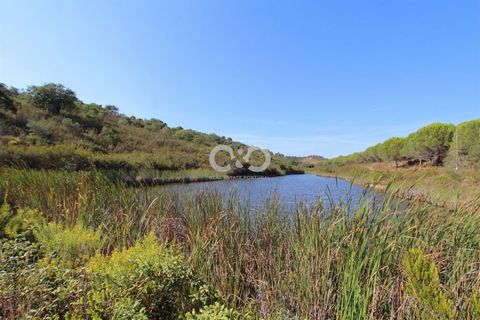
<box><xmin>321</xmin><ymin>120</ymin><xmax>480</xmax><ymax>168</ymax></box>
<box><xmin>0</xmin><ymin>83</ymin><xmax>300</xmax><ymax>176</ymax></box>
<box><xmin>309</xmin><ymin>120</ymin><xmax>480</xmax><ymax>210</ymax></box>
<box><xmin>299</xmin><ymin>155</ymin><xmax>326</xmax><ymax>164</ymax></box>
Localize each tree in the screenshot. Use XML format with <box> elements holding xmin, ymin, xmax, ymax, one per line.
<box><xmin>451</xmin><ymin>119</ymin><xmax>480</xmax><ymax>165</ymax></box>
<box><xmin>405</xmin><ymin>123</ymin><xmax>455</xmax><ymax>166</ymax></box>
<box><xmin>363</xmin><ymin>143</ymin><xmax>385</xmax><ymax>162</ymax></box>
<box><xmin>383</xmin><ymin>137</ymin><xmax>405</xmax><ymax>168</ymax></box>
<box><xmin>104</xmin><ymin>105</ymin><xmax>119</xmax><ymax>114</ymax></box>
<box><xmin>0</xmin><ymin>83</ymin><xmax>15</xmax><ymax>113</ymax></box>
<box><xmin>28</xmin><ymin>83</ymin><xmax>78</xmax><ymax>115</ymax></box>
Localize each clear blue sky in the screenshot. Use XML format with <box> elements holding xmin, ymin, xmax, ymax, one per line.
<box><xmin>1</xmin><ymin>1</ymin><xmax>479</xmax><ymax>157</ymax></box>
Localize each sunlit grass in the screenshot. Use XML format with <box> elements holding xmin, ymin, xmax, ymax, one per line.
<box><xmin>309</xmin><ymin>163</ymin><xmax>480</xmax><ymax>211</ymax></box>
<box><xmin>1</xmin><ymin>168</ymin><xmax>479</xmax><ymax>318</ymax></box>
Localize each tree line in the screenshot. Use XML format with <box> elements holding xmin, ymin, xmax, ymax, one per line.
<box><xmin>328</xmin><ymin>120</ymin><xmax>480</xmax><ymax>168</ymax></box>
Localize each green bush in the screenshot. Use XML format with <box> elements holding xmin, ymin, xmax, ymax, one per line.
<box><xmin>0</xmin><ymin>203</ymin><xmax>13</xmax><ymax>238</ymax></box>
<box><xmin>35</xmin><ymin>222</ymin><xmax>103</xmax><ymax>266</ymax></box>
<box><xmin>402</xmin><ymin>248</ymin><xmax>456</xmax><ymax>319</ymax></box>
<box><xmin>1</xmin><ymin>236</ymin><xmax>92</xmax><ymax>319</ymax></box>
<box><xmin>0</xmin><ymin>237</ymin><xmax>42</xmax><ymax>319</ymax></box>
<box><xmin>27</xmin><ymin>119</ymin><xmax>55</xmax><ymax>140</ymax></box>
<box><xmin>0</xmin><ymin>203</ymin><xmax>42</xmax><ymax>241</ymax></box>
<box><xmin>472</xmin><ymin>291</ymin><xmax>480</xmax><ymax>318</ymax></box>
<box><xmin>86</xmin><ymin>232</ymin><xmax>220</xmax><ymax>319</ymax></box>
<box><xmin>0</xmin><ymin>225</ymin><xmax>234</xmax><ymax>319</ymax></box>
<box><xmin>185</xmin><ymin>302</ymin><xmax>241</xmax><ymax>319</ymax></box>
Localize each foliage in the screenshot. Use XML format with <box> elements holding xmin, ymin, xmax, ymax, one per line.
<box><xmin>35</xmin><ymin>222</ymin><xmax>103</xmax><ymax>266</ymax></box>
<box><xmin>402</xmin><ymin>248</ymin><xmax>456</xmax><ymax>319</ymax></box>
<box><xmin>2</xmin><ymin>169</ymin><xmax>479</xmax><ymax>318</ymax></box>
<box><xmin>404</xmin><ymin>123</ymin><xmax>455</xmax><ymax>165</ymax></box>
<box><xmin>0</xmin><ymin>222</ymin><xmax>231</xmax><ymax>319</ymax></box>
<box><xmin>28</xmin><ymin>83</ymin><xmax>78</xmax><ymax>115</ymax></box>
<box><xmin>0</xmin><ymin>237</ymin><xmax>43</xmax><ymax>319</ymax></box>
<box><xmin>449</xmin><ymin>119</ymin><xmax>480</xmax><ymax>166</ymax></box>
<box><xmin>0</xmin><ymin>203</ymin><xmax>42</xmax><ymax>241</ymax></box>
<box><xmin>0</xmin><ymin>83</ymin><xmax>16</xmax><ymax>113</ymax></box>
<box><xmin>27</xmin><ymin>119</ymin><xmax>56</xmax><ymax>140</ymax></box>
<box><xmin>0</xmin><ymin>82</ymin><xmax>299</xmax><ymax>175</ymax></box>
<box><xmin>0</xmin><ymin>203</ymin><xmax>13</xmax><ymax>238</ymax></box>
<box><xmin>472</xmin><ymin>290</ymin><xmax>480</xmax><ymax>318</ymax></box>
<box><xmin>185</xmin><ymin>302</ymin><xmax>241</xmax><ymax>319</ymax></box>
<box><xmin>86</xmin><ymin>233</ymin><xmax>220</xmax><ymax>319</ymax></box>
<box><xmin>382</xmin><ymin>137</ymin><xmax>404</xmax><ymax>167</ymax></box>
<box><xmin>0</xmin><ymin>234</ymin><xmax>95</xmax><ymax>319</ymax></box>
<box><xmin>323</xmin><ymin>121</ymin><xmax>471</xmax><ymax>168</ymax></box>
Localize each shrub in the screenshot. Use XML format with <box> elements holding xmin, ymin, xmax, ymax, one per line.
<box><xmin>0</xmin><ymin>238</ymin><xmax>39</xmax><ymax>319</ymax></box>
<box><xmin>472</xmin><ymin>291</ymin><xmax>480</xmax><ymax>318</ymax></box>
<box><xmin>0</xmin><ymin>236</ymin><xmax>89</xmax><ymax>319</ymax></box>
<box><xmin>0</xmin><ymin>144</ymin><xmax>93</xmax><ymax>169</ymax></box>
<box><xmin>185</xmin><ymin>302</ymin><xmax>241</xmax><ymax>319</ymax></box>
<box><xmin>0</xmin><ymin>204</ymin><xmax>42</xmax><ymax>241</ymax></box>
<box><xmin>0</xmin><ymin>237</ymin><xmax>43</xmax><ymax>319</ymax></box>
<box><xmin>35</xmin><ymin>222</ymin><xmax>103</xmax><ymax>266</ymax></box>
<box><xmin>402</xmin><ymin>248</ymin><xmax>456</xmax><ymax>319</ymax></box>
<box><xmin>0</xmin><ymin>83</ymin><xmax>15</xmax><ymax>113</ymax></box>
<box><xmin>0</xmin><ymin>203</ymin><xmax>13</xmax><ymax>238</ymax></box>
<box><xmin>0</xmin><ymin>224</ymin><xmax>233</xmax><ymax>319</ymax></box>
<box><xmin>86</xmin><ymin>233</ymin><xmax>219</xmax><ymax>319</ymax></box>
<box><xmin>27</xmin><ymin>119</ymin><xmax>55</xmax><ymax>140</ymax></box>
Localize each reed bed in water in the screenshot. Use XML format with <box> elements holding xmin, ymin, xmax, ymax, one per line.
<box><xmin>1</xmin><ymin>168</ymin><xmax>479</xmax><ymax>319</ymax></box>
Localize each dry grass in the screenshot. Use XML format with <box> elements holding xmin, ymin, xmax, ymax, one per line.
<box><xmin>309</xmin><ymin>162</ymin><xmax>480</xmax><ymax>211</ymax></box>
<box><xmin>1</xmin><ymin>168</ymin><xmax>479</xmax><ymax>318</ymax></box>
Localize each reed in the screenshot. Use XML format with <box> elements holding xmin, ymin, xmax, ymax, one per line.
<box><xmin>1</xmin><ymin>167</ymin><xmax>479</xmax><ymax>318</ymax></box>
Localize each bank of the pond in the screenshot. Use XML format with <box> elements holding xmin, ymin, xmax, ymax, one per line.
<box><xmin>125</xmin><ymin>172</ymin><xmax>303</xmax><ymax>187</ymax></box>
<box><xmin>308</xmin><ymin>163</ymin><xmax>480</xmax><ymax>212</ymax></box>
<box><xmin>2</xmin><ymin>168</ymin><xmax>480</xmax><ymax>319</ymax></box>
<box><xmin>158</xmin><ymin>173</ymin><xmax>378</xmax><ymax>210</ymax></box>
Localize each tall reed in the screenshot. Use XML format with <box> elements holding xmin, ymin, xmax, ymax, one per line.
<box><xmin>1</xmin><ymin>168</ymin><xmax>479</xmax><ymax>318</ymax></box>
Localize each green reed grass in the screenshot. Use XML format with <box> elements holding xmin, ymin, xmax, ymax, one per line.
<box><xmin>1</xmin><ymin>167</ymin><xmax>479</xmax><ymax>319</ymax></box>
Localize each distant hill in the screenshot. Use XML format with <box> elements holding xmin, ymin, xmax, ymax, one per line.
<box><xmin>299</xmin><ymin>155</ymin><xmax>326</xmax><ymax>164</ymax></box>
<box><xmin>283</xmin><ymin>155</ymin><xmax>326</xmax><ymax>165</ymax></box>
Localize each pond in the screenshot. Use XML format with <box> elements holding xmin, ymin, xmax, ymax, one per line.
<box><xmin>160</xmin><ymin>173</ymin><xmax>383</xmax><ymax>211</ymax></box>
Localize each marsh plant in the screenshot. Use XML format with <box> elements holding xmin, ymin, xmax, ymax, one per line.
<box><xmin>0</xmin><ymin>168</ymin><xmax>479</xmax><ymax>319</ymax></box>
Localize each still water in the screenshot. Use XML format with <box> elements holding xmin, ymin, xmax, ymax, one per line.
<box><xmin>161</xmin><ymin>174</ymin><xmax>383</xmax><ymax>210</ymax></box>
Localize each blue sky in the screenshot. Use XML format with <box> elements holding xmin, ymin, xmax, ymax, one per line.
<box><xmin>1</xmin><ymin>0</ymin><xmax>479</xmax><ymax>157</ymax></box>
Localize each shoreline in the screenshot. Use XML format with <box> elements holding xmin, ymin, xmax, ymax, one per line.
<box><xmin>307</xmin><ymin>164</ymin><xmax>480</xmax><ymax>212</ymax></box>
<box><xmin>123</xmin><ymin>171</ymin><xmax>305</xmax><ymax>187</ymax></box>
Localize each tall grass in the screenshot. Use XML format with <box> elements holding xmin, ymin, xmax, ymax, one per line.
<box><xmin>1</xmin><ymin>167</ymin><xmax>479</xmax><ymax>318</ymax></box>
<box><xmin>309</xmin><ymin>163</ymin><xmax>480</xmax><ymax>211</ymax></box>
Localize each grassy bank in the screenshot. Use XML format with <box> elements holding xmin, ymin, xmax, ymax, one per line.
<box><xmin>308</xmin><ymin>162</ymin><xmax>480</xmax><ymax>211</ymax></box>
<box><xmin>1</xmin><ymin>168</ymin><xmax>480</xmax><ymax>319</ymax></box>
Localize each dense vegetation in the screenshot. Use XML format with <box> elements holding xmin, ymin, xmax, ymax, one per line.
<box><xmin>0</xmin><ymin>83</ymin><xmax>300</xmax><ymax>177</ymax></box>
<box><xmin>311</xmin><ymin>163</ymin><xmax>480</xmax><ymax>211</ymax></box>
<box><xmin>309</xmin><ymin>120</ymin><xmax>480</xmax><ymax>212</ymax></box>
<box><xmin>2</xmin><ymin>83</ymin><xmax>479</xmax><ymax>318</ymax></box>
<box><xmin>325</xmin><ymin>120</ymin><xmax>480</xmax><ymax>168</ymax></box>
<box><xmin>1</xmin><ymin>169</ymin><xmax>479</xmax><ymax>319</ymax></box>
